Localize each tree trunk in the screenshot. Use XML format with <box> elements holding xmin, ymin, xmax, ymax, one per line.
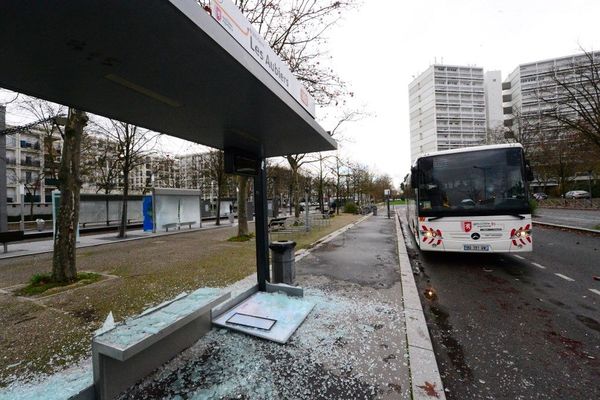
<box><xmin>52</xmin><ymin>109</ymin><xmax>87</xmax><ymax>283</ymax></box>
<box><xmin>118</xmin><ymin>168</ymin><xmax>129</xmax><ymax>238</ymax></box>
<box><xmin>237</xmin><ymin>176</ymin><xmax>248</xmax><ymax>236</ymax></box>
<box><xmin>293</xmin><ymin>169</ymin><xmax>300</xmax><ymax>218</ymax></box>
<box><xmin>29</xmin><ymin>193</ymin><xmax>35</xmax><ymax>218</ymax></box>
<box><xmin>215</xmin><ymin>184</ymin><xmax>221</xmax><ymax>226</ymax></box>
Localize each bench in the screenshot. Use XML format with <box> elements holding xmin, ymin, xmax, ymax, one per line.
<box><xmin>268</xmin><ymin>217</ymin><xmax>287</xmax><ymax>232</ymax></box>
<box><xmin>80</xmin><ymin>219</ymin><xmax>136</xmax><ymax>228</ymax></box>
<box><xmin>0</xmin><ymin>230</ymin><xmax>25</xmax><ymax>253</ymax></box>
<box><xmin>162</xmin><ymin>221</ymin><xmax>196</xmax><ymax>232</ymax></box>
<box><xmin>92</xmin><ymin>288</ymin><xmax>230</xmax><ymax>399</ymax></box>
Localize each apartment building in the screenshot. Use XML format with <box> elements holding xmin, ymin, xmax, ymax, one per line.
<box><xmin>4</xmin><ymin>127</ymin><xmax>61</xmax><ymax>204</ymax></box>
<box><xmin>484</xmin><ymin>70</ymin><xmax>503</xmax><ymax>134</ymax></box>
<box><xmin>409</xmin><ymin>64</ymin><xmax>486</xmax><ymax>161</ymax></box>
<box><xmin>502</xmin><ymin>51</ymin><xmax>600</xmax><ymax>137</ymax></box>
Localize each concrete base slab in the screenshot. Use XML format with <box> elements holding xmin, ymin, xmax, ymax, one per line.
<box><xmin>212</xmin><ymin>291</ymin><xmax>314</xmax><ymax>344</ymax></box>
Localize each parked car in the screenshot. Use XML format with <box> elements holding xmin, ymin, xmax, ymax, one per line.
<box><xmin>533</xmin><ymin>192</ymin><xmax>548</xmax><ymax>200</ymax></box>
<box><xmin>565</xmin><ymin>190</ymin><xmax>591</xmax><ymax>199</ymax></box>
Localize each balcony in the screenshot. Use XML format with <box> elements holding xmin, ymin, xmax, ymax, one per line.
<box><xmin>20</xmin><ymin>159</ymin><xmax>42</xmax><ymax>168</ymax></box>
<box><xmin>20</xmin><ymin>140</ymin><xmax>41</xmax><ymax>151</ymax></box>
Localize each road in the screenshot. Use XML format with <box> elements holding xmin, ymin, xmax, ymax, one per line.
<box><xmin>402</xmin><ymin>221</ymin><xmax>600</xmax><ymax>399</ymax></box>
<box><xmin>534</xmin><ymin>208</ymin><xmax>600</xmax><ymax>230</ymax></box>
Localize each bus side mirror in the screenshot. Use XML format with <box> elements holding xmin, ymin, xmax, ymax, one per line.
<box><xmin>410</xmin><ymin>167</ymin><xmax>417</xmax><ymax>187</ymax></box>
<box><xmin>525</xmin><ymin>160</ymin><xmax>534</xmax><ymax>182</ymax></box>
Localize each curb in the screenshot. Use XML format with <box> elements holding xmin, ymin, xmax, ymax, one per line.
<box><xmin>533</xmin><ymin>220</ymin><xmax>600</xmax><ymax>235</ymax></box>
<box><xmin>394</xmin><ymin>210</ymin><xmax>446</xmax><ymax>400</ymax></box>
<box><xmin>0</xmin><ymin>223</ymin><xmax>237</xmax><ymax>261</ymax></box>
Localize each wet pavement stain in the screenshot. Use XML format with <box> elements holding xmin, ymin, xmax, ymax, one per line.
<box><xmin>575</xmin><ymin>314</ymin><xmax>600</xmax><ymax>333</ymax></box>
<box><xmin>429</xmin><ymin>305</ymin><xmax>474</xmax><ymax>383</ymax></box>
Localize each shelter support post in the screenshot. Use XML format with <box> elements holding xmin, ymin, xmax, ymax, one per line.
<box><xmin>0</xmin><ymin>106</ymin><xmax>7</xmax><ymax>233</ymax></box>
<box><xmin>254</xmin><ymin>158</ymin><xmax>270</xmax><ymax>291</ymax></box>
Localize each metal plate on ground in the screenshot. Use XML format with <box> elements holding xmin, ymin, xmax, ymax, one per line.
<box><xmin>226</xmin><ymin>313</ymin><xmax>276</xmax><ymax>331</ymax></box>
<box><xmin>213</xmin><ymin>292</ymin><xmax>314</xmax><ymax>344</ymax></box>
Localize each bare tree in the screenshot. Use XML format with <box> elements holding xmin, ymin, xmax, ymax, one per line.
<box><xmin>201</xmin><ymin>0</ymin><xmax>357</xmax><ymax>106</ymax></box>
<box><xmin>52</xmin><ymin>109</ymin><xmax>88</xmax><ymax>282</ymax></box>
<box><xmin>94</xmin><ymin>120</ymin><xmax>160</xmax><ymax>238</ymax></box>
<box><xmin>201</xmin><ymin>1</ymin><xmax>358</xmax><ymax>219</ymax></box>
<box><xmin>18</xmin><ymin>97</ymin><xmax>66</xmax><ymax>180</ymax></box>
<box><xmin>88</xmin><ymin>134</ymin><xmax>121</xmax><ymax>195</ymax></box>
<box><xmin>540</xmin><ymin>49</ymin><xmax>600</xmax><ymax>153</ymax></box>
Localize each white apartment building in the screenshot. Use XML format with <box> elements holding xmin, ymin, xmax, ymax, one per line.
<box><xmin>502</xmin><ymin>51</ymin><xmax>600</xmax><ymax>136</ymax></box>
<box><xmin>484</xmin><ymin>70</ymin><xmax>503</xmax><ymax>134</ymax></box>
<box><xmin>409</xmin><ymin>64</ymin><xmax>486</xmax><ymax>162</ymax></box>
<box><xmin>4</xmin><ymin>128</ymin><xmax>61</xmax><ymax>204</ymax></box>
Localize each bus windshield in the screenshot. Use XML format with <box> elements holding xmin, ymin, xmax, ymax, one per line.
<box><xmin>417</xmin><ymin>147</ymin><xmax>529</xmax><ymax>216</ymax></box>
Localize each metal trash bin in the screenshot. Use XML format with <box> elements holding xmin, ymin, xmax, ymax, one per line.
<box><xmin>36</xmin><ymin>218</ymin><xmax>45</xmax><ymax>231</ymax></box>
<box><xmin>228</xmin><ymin>213</ymin><xmax>235</xmax><ymax>224</ymax></box>
<box><xmin>372</xmin><ymin>206</ymin><xmax>377</xmax><ymax>216</ymax></box>
<box><xmin>269</xmin><ymin>240</ymin><xmax>296</xmax><ymax>285</ymax></box>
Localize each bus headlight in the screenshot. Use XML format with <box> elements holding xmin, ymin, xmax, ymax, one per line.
<box><xmin>511</xmin><ymin>228</ymin><xmax>530</xmax><ymax>239</ymax></box>
<box><xmin>424</xmin><ymin>230</ymin><xmax>437</xmax><ymax>238</ymax></box>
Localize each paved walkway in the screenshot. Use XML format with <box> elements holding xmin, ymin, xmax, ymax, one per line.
<box><xmin>534</xmin><ymin>207</ymin><xmax>600</xmax><ymax>230</ymax></box>
<box><xmin>0</xmin><ymin>220</ymin><xmax>236</xmax><ymax>260</ymax></box>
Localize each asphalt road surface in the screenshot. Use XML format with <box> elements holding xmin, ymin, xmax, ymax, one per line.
<box><xmin>403</xmin><ymin>221</ymin><xmax>600</xmax><ymax>400</ymax></box>
<box><xmin>534</xmin><ymin>208</ymin><xmax>600</xmax><ymax>230</ymax></box>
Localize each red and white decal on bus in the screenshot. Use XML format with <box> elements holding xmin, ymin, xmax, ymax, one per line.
<box><xmin>420</xmin><ymin>224</ymin><xmax>443</xmax><ymax>247</ymax></box>
<box><xmin>510</xmin><ymin>224</ymin><xmax>532</xmax><ymax>247</ymax></box>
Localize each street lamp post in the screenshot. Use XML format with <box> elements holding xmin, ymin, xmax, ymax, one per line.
<box><xmin>19</xmin><ymin>183</ymin><xmax>25</xmax><ymax>231</ymax></box>
<box><xmin>588</xmin><ymin>170</ymin><xmax>593</xmax><ymax>207</ymax></box>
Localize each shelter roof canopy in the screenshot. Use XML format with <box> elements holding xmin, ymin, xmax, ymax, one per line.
<box><xmin>0</xmin><ymin>0</ymin><xmax>336</xmax><ymax>157</ymax></box>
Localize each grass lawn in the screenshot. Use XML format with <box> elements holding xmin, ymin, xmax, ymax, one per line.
<box><xmin>389</xmin><ymin>199</ymin><xmax>406</xmax><ymax>206</ymax></box>
<box><xmin>0</xmin><ymin>213</ymin><xmax>361</xmax><ymax>385</ymax></box>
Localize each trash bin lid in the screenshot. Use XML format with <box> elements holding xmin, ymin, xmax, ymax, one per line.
<box><xmin>269</xmin><ymin>240</ymin><xmax>296</xmax><ymax>251</ymax></box>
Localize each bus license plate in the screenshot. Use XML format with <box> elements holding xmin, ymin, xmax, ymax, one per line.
<box><xmin>463</xmin><ymin>244</ymin><xmax>490</xmax><ymax>252</ymax></box>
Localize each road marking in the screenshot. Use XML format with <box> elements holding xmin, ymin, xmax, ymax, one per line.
<box><xmin>589</xmin><ymin>289</ymin><xmax>600</xmax><ymax>296</ymax></box>
<box><xmin>514</xmin><ymin>255</ymin><xmax>525</xmax><ymax>260</ymax></box>
<box><xmin>531</xmin><ymin>262</ymin><xmax>546</xmax><ymax>270</ymax></box>
<box><xmin>554</xmin><ymin>273</ymin><xmax>575</xmax><ymax>282</ymax></box>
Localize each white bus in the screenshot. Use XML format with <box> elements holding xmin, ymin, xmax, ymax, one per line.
<box><xmin>405</xmin><ymin>144</ymin><xmax>534</xmax><ymax>253</ymax></box>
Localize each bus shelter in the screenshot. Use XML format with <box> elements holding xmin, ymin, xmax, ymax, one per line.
<box><xmin>0</xmin><ymin>0</ymin><xmax>336</xmax><ymax>292</ymax></box>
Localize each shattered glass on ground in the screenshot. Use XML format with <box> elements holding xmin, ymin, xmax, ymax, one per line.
<box><xmin>121</xmin><ymin>278</ymin><xmax>409</xmax><ymax>400</ymax></box>
<box><xmin>0</xmin><ymin>360</ymin><xmax>92</xmax><ymax>400</ymax></box>
<box><xmin>96</xmin><ymin>288</ymin><xmax>223</xmax><ymax>350</ymax></box>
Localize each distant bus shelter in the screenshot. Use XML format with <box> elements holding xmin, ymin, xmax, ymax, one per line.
<box><xmin>0</xmin><ymin>0</ymin><xmax>335</xmax><ymax>291</ymax></box>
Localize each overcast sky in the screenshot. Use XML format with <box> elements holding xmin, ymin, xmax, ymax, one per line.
<box><xmin>322</xmin><ymin>0</ymin><xmax>600</xmax><ymax>186</ymax></box>
<box><xmin>2</xmin><ymin>0</ymin><xmax>600</xmax><ymax>187</ymax></box>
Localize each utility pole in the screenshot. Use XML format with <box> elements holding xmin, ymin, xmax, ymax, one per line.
<box><xmin>588</xmin><ymin>170</ymin><xmax>593</xmax><ymax>207</ymax></box>
<box><xmin>0</xmin><ymin>106</ymin><xmax>7</xmax><ymax>232</ymax></box>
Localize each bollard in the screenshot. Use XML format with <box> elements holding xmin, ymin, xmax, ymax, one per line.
<box><xmin>269</xmin><ymin>240</ymin><xmax>296</xmax><ymax>285</ymax></box>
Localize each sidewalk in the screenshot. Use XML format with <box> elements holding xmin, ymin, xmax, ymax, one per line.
<box><xmin>533</xmin><ymin>207</ymin><xmax>600</xmax><ymax>232</ymax></box>
<box><xmin>0</xmin><ymin>220</ymin><xmax>234</xmax><ymax>260</ymax></box>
